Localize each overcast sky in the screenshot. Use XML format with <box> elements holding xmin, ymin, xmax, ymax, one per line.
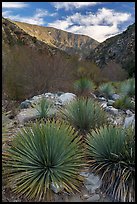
<box><xmin>2</xmin><ymin>2</ymin><xmax>135</xmax><ymax>42</ymax></box>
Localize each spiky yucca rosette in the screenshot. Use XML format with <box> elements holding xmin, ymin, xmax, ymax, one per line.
<box><xmin>3</xmin><ymin>120</ymin><xmax>84</xmax><ymax>201</ymax></box>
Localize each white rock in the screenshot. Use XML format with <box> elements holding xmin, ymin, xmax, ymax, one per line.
<box><xmin>80</xmin><ymin>171</ymin><xmax>89</xmax><ymax>178</ymax></box>
<box><xmin>17</xmin><ymin>108</ymin><xmax>39</xmax><ymax>123</ymax></box>
<box><xmin>58</xmin><ymin>93</ymin><xmax>76</xmax><ymax>105</ymax></box>
<box><xmin>111</xmin><ymin>94</ymin><xmax>121</xmax><ymax>100</ymax></box>
<box><xmin>98</xmin><ymin>97</ymin><xmax>107</xmax><ymax>101</ymax></box>
<box><xmin>107</xmin><ymin>99</ymin><xmax>115</xmax><ymax>106</ymax></box>
<box><xmin>126</xmin><ymin>110</ymin><xmax>133</xmax><ymax>115</ymax></box>
<box><xmin>51</xmin><ymin>182</ymin><xmax>63</xmax><ymax>194</ymax></box>
<box><xmin>84</xmin><ymin>173</ymin><xmax>102</xmax><ymax>193</ymax></box>
<box><xmin>100</xmin><ymin>102</ymin><xmax>107</xmax><ymax>108</ymax></box>
<box><xmin>105</xmin><ymin>106</ymin><xmax>119</xmax><ymax>115</ymax></box>
<box><xmin>124</xmin><ymin>114</ymin><xmax>135</xmax><ymax>128</ymax></box>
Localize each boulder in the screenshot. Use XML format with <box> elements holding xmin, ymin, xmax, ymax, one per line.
<box><xmin>100</xmin><ymin>102</ymin><xmax>107</xmax><ymax>108</ymax></box>
<box><xmin>107</xmin><ymin>99</ymin><xmax>115</xmax><ymax>106</ymax></box>
<box><xmin>58</xmin><ymin>93</ymin><xmax>76</xmax><ymax>105</ymax></box>
<box><xmin>105</xmin><ymin>106</ymin><xmax>119</xmax><ymax>115</ymax></box>
<box><xmin>98</xmin><ymin>97</ymin><xmax>107</xmax><ymax>101</ymax></box>
<box><xmin>17</xmin><ymin>108</ymin><xmax>39</xmax><ymax>123</ymax></box>
<box><xmin>51</xmin><ymin>182</ymin><xmax>63</xmax><ymax>194</ymax></box>
<box><xmin>84</xmin><ymin>173</ymin><xmax>102</xmax><ymax>194</ymax></box>
<box><xmin>111</xmin><ymin>94</ymin><xmax>121</xmax><ymax>100</ymax></box>
<box><xmin>20</xmin><ymin>100</ymin><xmax>31</xmax><ymax>109</ymax></box>
<box><xmin>124</xmin><ymin>114</ymin><xmax>135</xmax><ymax>128</ymax></box>
<box><xmin>126</xmin><ymin>110</ymin><xmax>133</xmax><ymax>115</ymax></box>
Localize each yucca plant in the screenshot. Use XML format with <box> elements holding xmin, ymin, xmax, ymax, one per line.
<box><xmin>120</xmin><ymin>78</ymin><xmax>135</xmax><ymax>97</ymax></box>
<box><xmin>60</xmin><ymin>98</ymin><xmax>108</xmax><ymax>134</ymax></box>
<box><xmin>2</xmin><ymin>120</ymin><xmax>84</xmax><ymax>201</ymax></box>
<box><xmin>113</xmin><ymin>95</ymin><xmax>135</xmax><ymax>110</ymax></box>
<box><xmin>98</xmin><ymin>83</ymin><xmax>115</xmax><ymax>99</ymax></box>
<box><xmin>74</xmin><ymin>78</ymin><xmax>95</xmax><ymax>97</ymax></box>
<box><xmin>86</xmin><ymin>125</ymin><xmax>135</xmax><ymax>202</ymax></box>
<box><xmin>35</xmin><ymin>97</ymin><xmax>53</xmax><ymax>119</ymax></box>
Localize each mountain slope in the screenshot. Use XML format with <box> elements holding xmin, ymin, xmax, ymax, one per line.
<box><xmin>2</xmin><ymin>17</ymin><xmax>80</xmax><ymax>100</ymax></box>
<box><xmin>13</xmin><ymin>20</ymin><xmax>99</xmax><ymax>58</ymax></box>
<box><xmin>87</xmin><ymin>23</ymin><xmax>135</xmax><ymax>76</ymax></box>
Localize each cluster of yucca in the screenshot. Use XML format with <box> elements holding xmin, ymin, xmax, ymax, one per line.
<box><xmin>113</xmin><ymin>95</ymin><xmax>135</xmax><ymax>110</ymax></box>
<box><xmin>3</xmin><ymin>78</ymin><xmax>135</xmax><ymax>202</ymax></box>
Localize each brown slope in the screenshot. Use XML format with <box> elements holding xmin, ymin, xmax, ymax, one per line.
<box><xmin>13</xmin><ymin>20</ymin><xmax>99</xmax><ymax>58</ymax></box>
<box><xmin>2</xmin><ymin>17</ymin><xmax>80</xmax><ymax>100</ymax></box>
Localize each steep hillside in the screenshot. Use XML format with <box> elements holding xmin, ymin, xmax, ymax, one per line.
<box><xmin>87</xmin><ymin>23</ymin><xmax>135</xmax><ymax>76</ymax></box>
<box><xmin>13</xmin><ymin>20</ymin><xmax>99</xmax><ymax>58</ymax></box>
<box><xmin>2</xmin><ymin>17</ymin><xmax>80</xmax><ymax>100</ymax></box>
<box><xmin>2</xmin><ymin>17</ymin><xmax>70</xmax><ymax>57</ymax></box>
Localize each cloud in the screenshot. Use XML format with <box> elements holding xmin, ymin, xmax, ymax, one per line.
<box><xmin>2</xmin><ymin>8</ymin><xmax>56</xmax><ymax>26</ymax></box>
<box><xmin>48</xmin><ymin>8</ymin><xmax>132</xmax><ymax>42</ymax></box>
<box><xmin>52</xmin><ymin>2</ymin><xmax>101</xmax><ymax>10</ymax></box>
<box><xmin>2</xmin><ymin>2</ymin><xmax>29</xmax><ymax>8</ymax></box>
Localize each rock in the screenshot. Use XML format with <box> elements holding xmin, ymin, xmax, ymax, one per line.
<box><xmin>111</xmin><ymin>94</ymin><xmax>121</xmax><ymax>101</ymax></box>
<box><xmin>100</xmin><ymin>102</ymin><xmax>107</xmax><ymax>108</ymax></box>
<box><xmin>84</xmin><ymin>173</ymin><xmax>102</xmax><ymax>194</ymax></box>
<box><xmin>126</xmin><ymin>110</ymin><xmax>133</xmax><ymax>115</ymax></box>
<box><xmin>51</xmin><ymin>182</ymin><xmax>63</xmax><ymax>194</ymax></box>
<box><xmin>107</xmin><ymin>99</ymin><xmax>115</xmax><ymax>106</ymax></box>
<box><xmin>105</xmin><ymin>106</ymin><xmax>119</xmax><ymax>115</ymax></box>
<box><xmin>86</xmin><ymin>194</ymin><xmax>100</xmax><ymax>202</ymax></box>
<box><xmin>124</xmin><ymin>114</ymin><xmax>135</xmax><ymax>128</ymax></box>
<box><xmin>56</xmin><ymin>92</ymin><xmax>64</xmax><ymax>96</ymax></box>
<box><xmin>17</xmin><ymin>108</ymin><xmax>39</xmax><ymax>123</ymax></box>
<box><xmin>80</xmin><ymin>171</ymin><xmax>89</xmax><ymax>178</ymax></box>
<box><xmin>98</xmin><ymin>97</ymin><xmax>107</xmax><ymax>101</ymax></box>
<box><xmin>20</xmin><ymin>100</ymin><xmax>31</xmax><ymax>109</ymax></box>
<box><xmin>58</xmin><ymin>93</ymin><xmax>76</xmax><ymax>105</ymax></box>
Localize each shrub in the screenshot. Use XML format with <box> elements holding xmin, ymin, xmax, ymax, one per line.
<box><xmin>74</xmin><ymin>78</ymin><xmax>95</xmax><ymax>97</ymax></box>
<box><xmin>113</xmin><ymin>95</ymin><xmax>135</xmax><ymax>110</ymax></box>
<box><xmin>60</xmin><ymin>98</ymin><xmax>107</xmax><ymax>134</ymax></box>
<box><xmin>3</xmin><ymin>120</ymin><xmax>84</xmax><ymax>201</ymax></box>
<box><xmin>98</xmin><ymin>82</ymin><xmax>115</xmax><ymax>99</ymax></box>
<box><xmin>35</xmin><ymin>97</ymin><xmax>53</xmax><ymax>119</ymax></box>
<box><xmin>86</xmin><ymin>125</ymin><xmax>135</xmax><ymax>202</ymax></box>
<box><xmin>120</xmin><ymin>78</ymin><xmax>135</xmax><ymax>97</ymax></box>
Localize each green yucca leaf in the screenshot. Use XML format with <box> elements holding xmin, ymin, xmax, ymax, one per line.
<box><xmin>113</xmin><ymin>95</ymin><xmax>135</xmax><ymax>110</ymax></box>
<box><xmin>60</xmin><ymin>98</ymin><xmax>108</xmax><ymax>134</ymax></box>
<box><xmin>35</xmin><ymin>97</ymin><xmax>53</xmax><ymax>119</ymax></box>
<box><xmin>3</xmin><ymin>120</ymin><xmax>84</xmax><ymax>201</ymax></box>
<box><xmin>120</xmin><ymin>78</ymin><xmax>135</xmax><ymax>97</ymax></box>
<box><xmin>98</xmin><ymin>83</ymin><xmax>115</xmax><ymax>98</ymax></box>
<box><xmin>74</xmin><ymin>78</ymin><xmax>95</xmax><ymax>96</ymax></box>
<box><xmin>86</xmin><ymin>125</ymin><xmax>135</xmax><ymax>202</ymax></box>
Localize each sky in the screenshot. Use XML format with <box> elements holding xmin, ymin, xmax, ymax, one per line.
<box><xmin>2</xmin><ymin>2</ymin><xmax>135</xmax><ymax>42</ymax></box>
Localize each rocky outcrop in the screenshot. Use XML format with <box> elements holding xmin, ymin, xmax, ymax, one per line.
<box><xmin>87</xmin><ymin>23</ymin><xmax>135</xmax><ymax>76</ymax></box>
